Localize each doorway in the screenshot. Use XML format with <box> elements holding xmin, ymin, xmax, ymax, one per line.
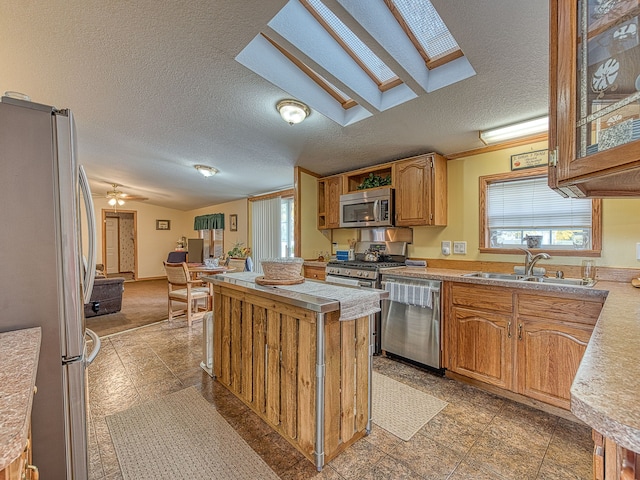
<box><xmin>102</xmin><ymin>210</ymin><xmax>138</xmax><ymax>280</ymax></box>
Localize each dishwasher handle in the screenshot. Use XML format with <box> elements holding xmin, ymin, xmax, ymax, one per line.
<box><xmin>381</xmin><ymin>280</ymin><xmax>440</xmax><ymax>308</ymax></box>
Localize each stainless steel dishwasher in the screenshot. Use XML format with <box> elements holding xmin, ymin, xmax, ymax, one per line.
<box><xmin>380</xmin><ymin>274</ymin><xmax>442</xmax><ymax>370</ymax></box>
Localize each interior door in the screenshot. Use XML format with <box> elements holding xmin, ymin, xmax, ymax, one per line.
<box><xmin>105</xmin><ymin>217</ymin><xmax>119</xmax><ymax>274</ymax></box>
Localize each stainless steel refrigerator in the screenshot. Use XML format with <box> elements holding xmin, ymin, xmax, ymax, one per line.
<box><xmin>0</xmin><ymin>95</ymin><xmax>100</xmax><ymax>479</ymax></box>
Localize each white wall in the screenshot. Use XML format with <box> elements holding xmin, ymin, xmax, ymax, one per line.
<box><xmin>86</xmin><ymin>197</ymin><xmax>193</xmax><ymax>279</ymax></box>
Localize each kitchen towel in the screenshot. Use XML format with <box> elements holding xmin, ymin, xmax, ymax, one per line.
<box><xmin>385</xmin><ymin>282</ymin><xmax>432</xmax><ymax>308</ymax></box>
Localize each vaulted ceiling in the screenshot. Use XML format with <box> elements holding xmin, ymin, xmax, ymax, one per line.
<box><xmin>0</xmin><ymin>0</ymin><xmax>549</xmax><ymax>210</ymax></box>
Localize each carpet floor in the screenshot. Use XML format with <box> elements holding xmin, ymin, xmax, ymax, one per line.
<box><xmin>106</xmin><ymin>386</ymin><xmax>280</xmax><ymax>480</ymax></box>
<box><xmin>86</xmin><ymin>279</ymin><xmax>169</xmax><ymax>337</ymax></box>
<box><xmin>372</xmin><ymin>371</ymin><xmax>448</xmax><ymax>441</ymax></box>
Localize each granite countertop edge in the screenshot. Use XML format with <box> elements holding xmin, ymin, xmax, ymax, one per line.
<box><xmin>381</xmin><ymin>266</ymin><xmax>640</xmax><ymax>452</ymax></box>
<box><xmin>0</xmin><ymin>327</ymin><xmax>41</xmax><ymax>471</ymax></box>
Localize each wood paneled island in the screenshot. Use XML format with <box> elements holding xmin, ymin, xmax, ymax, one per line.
<box><xmin>201</xmin><ymin>273</ymin><xmax>386</xmax><ymax>470</ymax></box>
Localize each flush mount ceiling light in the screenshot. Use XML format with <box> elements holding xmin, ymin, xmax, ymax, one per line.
<box><xmin>479</xmin><ymin>116</ymin><xmax>549</xmax><ymax>145</ymax></box>
<box><xmin>276</xmin><ymin>99</ymin><xmax>310</xmax><ymax>125</ymax></box>
<box><xmin>194</xmin><ymin>165</ymin><xmax>219</xmax><ymax>177</ymax></box>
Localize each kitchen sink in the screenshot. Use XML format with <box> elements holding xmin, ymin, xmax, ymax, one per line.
<box><xmin>462</xmin><ymin>272</ymin><xmax>596</xmax><ymax>287</ymax></box>
<box><xmin>522</xmin><ymin>276</ymin><xmax>597</xmax><ymax>287</ymax></box>
<box><xmin>463</xmin><ymin>272</ymin><xmax>528</xmax><ymax>281</ymax></box>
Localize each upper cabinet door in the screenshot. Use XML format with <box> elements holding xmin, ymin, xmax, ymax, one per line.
<box><xmin>550</xmin><ymin>0</ymin><xmax>640</xmax><ymax>197</ymax></box>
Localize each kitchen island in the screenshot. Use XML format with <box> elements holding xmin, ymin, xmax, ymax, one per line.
<box><xmin>202</xmin><ymin>272</ymin><xmax>387</xmax><ymax>470</ymax></box>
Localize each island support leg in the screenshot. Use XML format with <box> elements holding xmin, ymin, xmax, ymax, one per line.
<box><xmin>367</xmin><ymin>312</ymin><xmax>374</xmax><ymax>434</ymax></box>
<box><xmin>314</xmin><ymin>312</ymin><xmax>326</xmax><ymax>472</ymax></box>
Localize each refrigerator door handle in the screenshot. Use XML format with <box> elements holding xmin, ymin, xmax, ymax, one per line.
<box><xmin>85</xmin><ymin>328</ymin><xmax>101</xmax><ymax>366</ymax></box>
<box><xmin>79</xmin><ymin>165</ymin><xmax>96</xmax><ymax>304</ymax></box>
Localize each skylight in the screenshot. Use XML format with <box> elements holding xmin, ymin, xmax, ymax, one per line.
<box><xmin>385</xmin><ymin>0</ymin><xmax>463</xmax><ymax>68</ymax></box>
<box><xmin>302</xmin><ymin>0</ymin><xmax>399</xmax><ymax>87</ymax></box>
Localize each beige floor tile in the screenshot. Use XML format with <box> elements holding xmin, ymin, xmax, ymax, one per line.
<box><xmin>363</xmin><ymin>424</ymin><xmax>403</xmax><ymax>454</ymax></box>
<box><xmin>328</xmin><ymin>437</ymin><xmax>387</xmax><ymax>480</ymax></box>
<box><xmin>359</xmin><ymin>454</ymin><xmax>424</xmax><ymax>479</ymax></box>
<box><xmin>418</xmin><ymin>403</ymin><xmax>487</xmax><ymax>454</ymax></box>
<box><xmin>465</xmin><ymin>432</ymin><xmax>544</xmax><ymax>480</ymax></box>
<box><xmin>388</xmin><ymin>433</ymin><xmax>464</xmax><ymax>478</ymax></box>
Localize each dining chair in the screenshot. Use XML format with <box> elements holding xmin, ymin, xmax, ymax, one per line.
<box><xmin>164</xmin><ymin>261</ymin><xmax>211</xmax><ymax>326</ymax></box>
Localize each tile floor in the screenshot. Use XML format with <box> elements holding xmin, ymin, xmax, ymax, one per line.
<box><xmin>88</xmin><ymin>319</ymin><xmax>593</xmax><ymax>480</ymax></box>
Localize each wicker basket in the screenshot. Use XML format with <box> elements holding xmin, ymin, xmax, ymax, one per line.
<box><xmin>260</xmin><ymin>257</ymin><xmax>304</xmax><ymax>280</ymax></box>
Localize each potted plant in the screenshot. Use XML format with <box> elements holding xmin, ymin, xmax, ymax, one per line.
<box><xmin>227</xmin><ymin>241</ymin><xmax>251</xmax><ymax>258</ymax></box>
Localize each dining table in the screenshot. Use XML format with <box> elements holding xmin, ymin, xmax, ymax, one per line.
<box><xmin>187</xmin><ymin>263</ymin><xmax>236</xmax><ymax>282</ymax></box>
<box><xmin>186</xmin><ymin>264</ymin><xmax>235</xmax><ymax>310</ymax></box>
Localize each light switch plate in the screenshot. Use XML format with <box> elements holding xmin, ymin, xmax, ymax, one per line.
<box><xmin>453</xmin><ymin>241</ymin><xmax>467</xmax><ymax>255</ymax></box>
<box><xmin>442</xmin><ymin>241</ymin><xmax>451</xmax><ymax>256</ymax></box>
<box><xmin>637</xmin><ymin>242</ymin><xmax>640</xmax><ymax>260</ymax></box>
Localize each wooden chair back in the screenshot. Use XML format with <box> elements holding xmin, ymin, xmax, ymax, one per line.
<box><xmin>164</xmin><ymin>262</ymin><xmax>189</xmax><ymax>287</ymax></box>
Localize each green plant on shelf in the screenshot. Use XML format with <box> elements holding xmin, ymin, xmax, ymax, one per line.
<box><xmin>357</xmin><ymin>173</ymin><xmax>391</xmax><ymax>190</ymax></box>
<box><xmin>227</xmin><ymin>241</ymin><xmax>251</xmax><ymax>258</ymax></box>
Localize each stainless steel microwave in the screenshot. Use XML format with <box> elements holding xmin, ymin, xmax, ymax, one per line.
<box><xmin>339</xmin><ymin>187</ymin><xmax>394</xmax><ymax>228</ymax></box>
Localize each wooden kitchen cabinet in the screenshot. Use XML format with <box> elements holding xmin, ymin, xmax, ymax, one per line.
<box><xmin>303</xmin><ymin>264</ymin><xmax>326</xmax><ymax>281</ymax></box>
<box><xmin>447</xmin><ymin>282</ymin><xmax>605</xmax><ymax>409</ymax></box>
<box><xmin>517</xmin><ymin>318</ymin><xmax>593</xmax><ymax>408</ymax></box>
<box><xmin>549</xmin><ymin>0</ymin><xmax>640</xmax><ymax>197</ymax></box>
<box><xmin>317</xmin><ymin>175</ymin><xmax>342</xmax><ymax>229</ymax></box>
<box><xmin>393</xmin><ymin>153</ymin><xmax>447</xmax><ymax>226</ymax></box>
<box><xmin>593</xmin><ymin>430</ymin><xmax>640</xmax><ymax>480</ymax></box>
<box><xmin>448</xmin><ymin>284</ymin><xmax>514</xmax><ymax>389</ymax></box>
<box><xmin>316</xmin><ymin>152</ymin><xmax>447</xmax><ymax>229</ymax></box>
<box><xmin>450</xmin><ymin>306</ymin><xmax>514</xmax><ymax>390</ymax></box>
<box><xmin>0</xmin><ymin>427</ymin><xmax>37</xmax><ymax>480</ymax></box>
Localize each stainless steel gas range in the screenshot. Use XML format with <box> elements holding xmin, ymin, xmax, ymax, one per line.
<box><xmin>325</xmin><ymin>242</ymin><xmax>406</xmax><ymax>353</ymax></box>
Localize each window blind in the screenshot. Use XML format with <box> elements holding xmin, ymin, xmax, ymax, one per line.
<box><xmin>251</xmin><ymin>196</ymin><xmax>281</xmax><ymax>275</ymax></box>
<box><xmin>487</xmin><ymin>177</ymin><xmax>591</xmax><ymax>228</ymax></box>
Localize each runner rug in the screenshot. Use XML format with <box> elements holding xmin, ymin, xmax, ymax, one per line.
<box><xmin>372</xmin><ymin>371</ymin><xmax>448</xmax><ymax>441</ymax></box>
<box><xmin>106</xmin><ymin>386</ymin><xmax>279</xmax><ymax>479</ymax></box>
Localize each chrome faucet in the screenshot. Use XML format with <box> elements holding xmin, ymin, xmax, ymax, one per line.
<box><xmin>520</xmin><ymin>248</ymin><xmax>551</xmax><ymax>276</ymax></box>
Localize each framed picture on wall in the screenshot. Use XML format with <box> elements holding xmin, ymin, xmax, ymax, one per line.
<box><xmin>229</xmin><ymin>214</ymin><xmax>238</xmax><ymax>231</ymax></box>
<box><xmin>156</xmin><ymin>219</ymin><xmax>171</xmax><ymax>230</ymax></box>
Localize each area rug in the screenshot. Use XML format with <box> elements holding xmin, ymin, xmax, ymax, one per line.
<box><xmin>372</xmin><ymin>371</ymin><xmax>448</xmax><ymax>441</ymax></box>
<box><xmin>86</xmin><ymin>279</ymin><xmax>169</xmax><ymax>337</ymax></box>
<box><xmin>106</xmin><ymin>387</ymin><xmax>279</xmax><ymax>480</ymax></box>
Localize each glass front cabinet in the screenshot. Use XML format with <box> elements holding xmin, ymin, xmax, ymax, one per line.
<box><xmin>550</xmin><ymin>0</ymin><xmax>640</xmax><ymax>196</ymax></box>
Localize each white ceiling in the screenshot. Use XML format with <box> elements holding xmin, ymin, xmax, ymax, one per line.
<box><xmin>0</xmin><ymin>0</ymin><xmax>549</xmax><ymax>211</ymax></box>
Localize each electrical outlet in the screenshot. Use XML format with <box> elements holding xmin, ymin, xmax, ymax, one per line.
<box><xmin>441</xmin><ymin>241</ymin><xmax>451</xmax><ymax>256</ymax></box>
<box><xmin>453</xmin><ymin>241</ymin><xmax>467</xmax><ymax>255</ymax></box>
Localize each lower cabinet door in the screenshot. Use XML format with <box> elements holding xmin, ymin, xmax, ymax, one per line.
<box><xmin>450</xmin><ymin>306</ymin><xmax>513</xmax><ymax>390</ymax></box>
<box><xmin>517</xmin><ymin>318</ymin><xmax>592</xmax><ymax>409</ymax></box>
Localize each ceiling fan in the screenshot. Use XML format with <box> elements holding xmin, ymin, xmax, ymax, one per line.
<box><xmin>105</xmin><ymin>183</ymin><xmax>148</xmax><ymax>209</ymax></box>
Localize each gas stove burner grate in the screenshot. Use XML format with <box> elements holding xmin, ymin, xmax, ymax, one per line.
<box><xmin>326</xmin><ymin>261</ymin><xmax>405</xmax><ymax>270</ymax></box>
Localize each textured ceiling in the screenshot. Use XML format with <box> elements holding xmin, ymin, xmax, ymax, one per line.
<box><xmin>0</xmin><ymin>0</ymin><xmax>549</xmax><ymax>210</ymax></box>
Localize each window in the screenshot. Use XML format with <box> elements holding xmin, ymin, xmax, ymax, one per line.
<box><xmin>281</xmin><ymin>196</ymin><xmax>295</xmax><ymax>257</ymax></box>
<box><xmin>250</xmin><ymin>189</ymin><xmax>295</xmax><ymax>274</ymax></box>
<box><xmin>480</xmin><ymin>168</ymin><xmax>602</xmax><ymax>255</ymax></box>
<box><xmin>200</xmin><ymin>229</ymin><xmax>224</xmax><ymax>258</ymax></box>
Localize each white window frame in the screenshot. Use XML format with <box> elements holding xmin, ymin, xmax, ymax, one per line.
<box><xmin>479</xmin><ymin>167</ymin><xmax>602</xmax><ymax>257</ymax></box>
